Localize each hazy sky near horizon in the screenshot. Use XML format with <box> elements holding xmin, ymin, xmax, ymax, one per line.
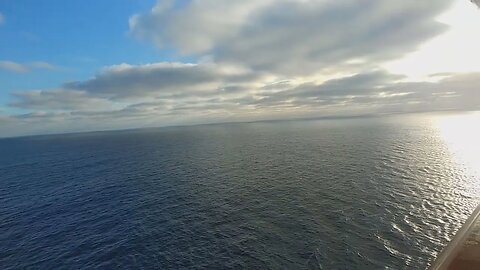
<box><xmin>0</xmin><ymin>0</ymin><xmax>479</xmax><ymax>137</ymax></box>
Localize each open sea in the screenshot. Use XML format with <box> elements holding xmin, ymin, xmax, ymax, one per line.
<box><xmin>1</xmin><ymin>112</ymin><xmax>479</xmax><ymax>269</ymax></box>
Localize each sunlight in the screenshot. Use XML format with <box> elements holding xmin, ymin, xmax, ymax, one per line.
<box><xmin>435</xmin><ymin>112</ymin><xmax>480</xmax><ymax>177</ymax></box>
<box><xmin>384</xmin><ymin>0</ymin><xmax>480</xmax><ymax>81</ymax></box>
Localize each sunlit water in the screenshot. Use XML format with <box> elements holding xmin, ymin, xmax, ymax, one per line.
<box><xmin>0</xmin><ymin>112</ymin><xmax>479</xmax><ymax>269</ymax></box>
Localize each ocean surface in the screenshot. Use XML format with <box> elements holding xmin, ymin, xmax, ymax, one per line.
<box><xmin>1</xmin><ymin>112</ymin><xmax>479</xmax><ymax>269</ymax></box>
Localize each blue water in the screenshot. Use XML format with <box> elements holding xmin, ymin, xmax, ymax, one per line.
<box><xmin>1</xmin><ymin>114</ymin><xmax>479</xmax><ymax>269</ymax></box>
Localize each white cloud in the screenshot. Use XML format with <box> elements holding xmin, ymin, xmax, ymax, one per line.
<box><xmin>0</xmin><ymin>61</ymin><xmax>29</xmax><ymax>72</ymax></box>
<box><xmin>10</xmin><ymin>89</ymin><xmax>116</xmax><ymax>111</ymax></box>
<box><xmin>4</xmin><ymin>1</ymin><xmax>480</xmax><ymax>137</ymax></box>
<box><xmin>129</xmin><ymin>0</ymin><xmax>274</xmax><ymax>54</ymax></box>
<box><xmin>0</xmin><ymin>60</ymin><xmax>60</xmax><ymax>73</ymax></box>
<box><xmin>62</xmin><ymin>62</ymin><xmax>263</xmax><ymax>100</ymax></box>
<box><xmin>6</xmin><ymin>61</ymin><xmax>479</xmax><ymax>137</ymax></box>
<box><xmin>29</xmin><ymin>61</ymin><xmax>59</xmax><ymax>70</ymax></box>
<box><xmin>130</xmin><ymin>0</ymin><xmax>453</xmax><ymax>76</ymax></box>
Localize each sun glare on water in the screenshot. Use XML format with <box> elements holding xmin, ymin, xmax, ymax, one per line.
<box><xmin>435</xmin><ymin>112</ymin><xmax>480</xmax><ymax>180</ymax></box>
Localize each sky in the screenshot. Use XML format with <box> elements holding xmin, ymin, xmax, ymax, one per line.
<box><xmin>0</xmin><ymin>0</ymin><xmax>479</xmax><ymax>137</ymax></box>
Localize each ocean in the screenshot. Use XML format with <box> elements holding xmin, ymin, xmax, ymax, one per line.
<box><xmin>1</xmin><ymin>112</ymin><xmax>479</xmax><ymax>269</ymax></box>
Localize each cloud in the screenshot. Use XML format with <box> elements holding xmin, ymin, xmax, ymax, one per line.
<box><xmin>130</xmin><ymin>0</ymin><xmax>452</xmax><ymax>75</ymax></box>
<box><xmin>29</xmin><ymin>61</ymin><xmax>58</xmax><ymax>70</ymax></box>
<box><xmin>286</xmin><ymin>71</ymin><xmax>405</xmax><ymax>98</ymax></box>
<box><xmin>63</xmin><ymin>62</ymin><xmax>262</xmax><ymax>99</ymax></box>
<box><xmin>129</xmin><ymin>0</ymin><xmax>273</xmax><ymax>53</ymax></box>
<box><xmin>244</xmin><ymin>70</ymin><xmax>480</xmax><ymax>116</ymax></box>
<box><xmin>9</xmin><ymin>89</ymin><xmax>115</xmax><ymax>111</ymax></box>
<box><xmin>5</xmin><ymin>63</ymin><xmax>479</xmax><ymax>137</ymax></box>
<box><xmin>3</xmin><ymin>1</ymin><xmax>480</xmax><ymax>137</ymax></box>
<box><xmin>0</xmin><ymin>61</ymin><xmax>29</xmax><ymax>73</ymax></box>
<box><xmin>0</xmin><ymin>71</ymin><xmax>480</xmax><ymax>136</ymax></box>
<box><xmin>0</xmin><ymin>60</ymin><xmax>60</xmax><ymax>73</ymax></box>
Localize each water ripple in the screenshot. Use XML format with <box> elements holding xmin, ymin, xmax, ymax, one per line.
<box><xmin>1</xmin><ymin>114</ymin><xmax>479</xmax><ymax>269</ymax></box>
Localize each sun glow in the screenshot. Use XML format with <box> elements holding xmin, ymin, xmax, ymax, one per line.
<box><xmin>384</xmin><ymin>0</ymin><xmax>480</xmax><ymax>81</ymax></box>
<box><xmin>436</xmin><ymin>112</ymin><xmax>480</xmax><ymax>177</ymax></box>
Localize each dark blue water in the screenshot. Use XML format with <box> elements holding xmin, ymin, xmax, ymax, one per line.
<box><xmin>1</xmin><ymin>114</ymin><xmax>479</xmax><ymax>269</ymax></box>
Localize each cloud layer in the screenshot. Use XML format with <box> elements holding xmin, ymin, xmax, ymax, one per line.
<box><xmin>5</xmin><ymin>61</ymin><xmax>479</xmax><ymax>137</ymax></box>
<box><xmin>62</xmin><ymin>62</ymin><xmax>261</xmax><ymax>99</ymax></box>
<box><xmin>130</xmin><ymin>0</ymin><xmax>452</xmax><ymax>75</ymax></box>
<box><xmin>2</xmin><ymin>0</ymin><xmax>479</xmax><ymax>137</ymax></box>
